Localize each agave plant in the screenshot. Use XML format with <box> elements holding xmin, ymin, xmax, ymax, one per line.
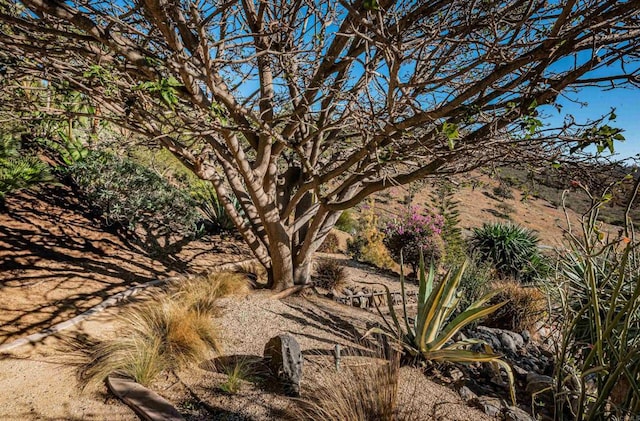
<box><xmin>366</xmin><ymin>251</ymin><xmax>515</xmax><ymax>405</ymax></box>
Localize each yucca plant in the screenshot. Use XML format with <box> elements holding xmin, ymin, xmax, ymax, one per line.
<box><xmin>471</xmin><ymin>222</ymin><xmax>548</xmax><ymax>282</ymax></box>
<box><xmin>366</xmin><ymin>251</ymin><xmax>516</xmax><ymax>405</ymax></box>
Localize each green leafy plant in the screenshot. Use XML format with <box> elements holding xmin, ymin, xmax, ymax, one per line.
<box><xmin>470</xmin><ymin>222</ymin><xmax>548</xmax><ymax>282</ymax></box>
<box><xmin>67</xmin><ymin>151</ymin><xmax>200</xmax><ymax>237</ymax></box>
<box><xmin>366</xmin><ymin>252</ymin><xmax>515</xmax><ymax>405</ymax></box>
<box><xmin>0</xmin><ymin>135</ymin><xmax>53</xmax><ymax>204</ymax></box>
<box><xmin>551</xmin><ymin>181</ymin><xmax>640</xmax><ymax>420</ymax></box>
<box><xmin>191</xmin><ymin>181</ymin><xmax>239</xmax><ymax>233</ymax></box>
<box><xmin>134</xmin><ymin>77</ymin><xmax>182</xmax><ymax>108</ymax></box>
<box><xmin>335</xmin><ymin>210</ymin><xmax>357</xmax><ymax>234</ymax></box>
<box><xmin>39</xmin><ymin>129</ymin><xmax>89</xmax><ymax>166</ymax></box>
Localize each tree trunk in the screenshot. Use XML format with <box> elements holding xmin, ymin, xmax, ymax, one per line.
<box><xmin>264</xmin><ymin>226</ymin><xmax>295</xmax><ymax>291</ymax></box>
<box><xmin>293</xmin><ymin>258</ymin><xmax>312</xmax><ymax>286</ymax></box>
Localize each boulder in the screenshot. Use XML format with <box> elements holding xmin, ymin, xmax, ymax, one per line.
<box><xmin>470</xmin><ymin>396</ymin><xmax>504</xmax><ymax>417</ymax></box>
<box><xmin>263</xmin><ymin>334</ymin><xmax>303</xmax><ymax>397</ymax></box>
<box><xmin>525</xmin><ymin>373</ymin><xmax>553</xmax><ymax>395</ymax></box>
<box><xmin>504</xmin><ymin>406</ymin><xmax>536</xmax><ymax>421</ymax></box>
<box><xmin>457</xmin><ymin>385</ymin><xmax>477</xmax><ymax>402</ymax></box>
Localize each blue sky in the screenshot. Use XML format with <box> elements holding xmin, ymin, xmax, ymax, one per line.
<box><xmin>544</xmin><ymin>86</ymin><xmax>639</xmax><ymax>160</ymax></box>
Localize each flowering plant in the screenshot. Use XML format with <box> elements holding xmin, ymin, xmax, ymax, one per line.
<box><xmin>383</xmin><ymin>206</ymin><xmax>445</xmax><ymax>273</ymax></box>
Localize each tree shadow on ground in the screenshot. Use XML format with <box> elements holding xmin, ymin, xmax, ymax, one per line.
<box><xmin>0</xmin><ymin>187</ymin><xmax>174</xmax><ymax>345</ymax></box>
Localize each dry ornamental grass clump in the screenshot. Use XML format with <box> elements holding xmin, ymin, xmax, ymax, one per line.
<box><xmin>76</xmin><ymin>271</ymin><xmax>250</xmax><ymax>386</ymax></box>
<box><xmin>315</xmin><ymin>259</ymin><xmax>348</xmax><ymax>291</ymax></box>
<box><xmin>290</xmin><ymin>346</ymin><xmax>416</xmax><ymax>421</ymax></box>
<box><xmin>483</xmin><ymin>279</ymin><xmax>547</xmax><ymax>332</ymax></box>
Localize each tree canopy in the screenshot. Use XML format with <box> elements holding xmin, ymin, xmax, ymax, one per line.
<box><xmin>1</xmin><ymin>0</ymin><xmax>639</xmax><ymax>289</ymax></box>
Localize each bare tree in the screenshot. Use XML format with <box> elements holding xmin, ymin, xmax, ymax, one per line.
<box><xmin>1</xmin><ymin>0</ymin><xmax>639</xmax><ymax>290</ymax></box>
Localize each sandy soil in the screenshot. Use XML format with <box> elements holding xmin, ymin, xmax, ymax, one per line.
<box><xmin>0</xmin><ymin>186</ymin><xmax>251</xmax><ymax>345</ymax></box>
<box><xmin>4</xmin><ymin>175</ymin><xmax>602</xmax><ymax>420</ymax></box>
<box><xmin>0</xmin><ymin>291</ymin><xmax>496</xmax><ymax>421</ymax></box>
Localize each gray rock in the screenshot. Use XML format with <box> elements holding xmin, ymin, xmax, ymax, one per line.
<box><xmin>470</xmin><ymin>396</ymin><xmax>504</xmax><ymax>417</ymax></box>
<box><xmin>521</xmin><ymin>330</ymin><xmax>531</xmax><ymax>343</ymax></box>
<box><xmin>448</xmin><ymin>367</ymin><xmax>464</xmax><ymax>382</ymax></box>
<box><xmin>263</xmin><ymin>334</ymin><xmax>303</xmax><ymax>397</ymax></box>
<box><xmin>512</xmin><ymin>364</ymin><xmax>528</xmax><ymax>378</ymax></box>
<box><xmin>504</xmin><ymin>406</ymin><xmax>535</xmax><ymax>421</ymax></box>
<box><xmin>458</xmin><ymin>385</ymin><xmax>477</xmax><ymax>402</ymax></box>
<box><xmin>500</xmin><ymin>332</ymin><xmax>518</xmax><ymax>354</ymax></box>
<box><xmin>525</xmin><ymin>373</ymin><xmax>553</xmax><ymax>395</ymax></box>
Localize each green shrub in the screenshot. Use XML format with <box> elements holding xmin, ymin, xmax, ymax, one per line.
<box><xmin>335</xmin><ymin>210</ymin><xmax>357</xmax><ymax>233</ymax></box>
<box><xmin>493</xmin><ymin>184</ymin><xmax>514</xmax><ymax>200</ymax></box>
<box><xmin>367</xmin><ymin>252</ymin><xmax>515</xmax><ymax>405</ymax></box>
<box><xmin>67</xmin><ymin>151</ymin><xmax>200</xmax><ymax>237</ymax></box>
<box><xmin>457</xmin><ymin>253</ymin><xmax>494</xmax><ymax>311</ymax></box>
<box><xmin>470</xmin><ymin>222</ymin><xmax>548</xmax><ymax>282</ymax></box>
<box><xmin>0</xmin><ymin>136</ymin><xmax>53</xmax><ymax>204</ymax></box>
<box><xmin>347</xmin><ymin>202</ymin><xmax>394</xmax><ymax>269</ymax></box>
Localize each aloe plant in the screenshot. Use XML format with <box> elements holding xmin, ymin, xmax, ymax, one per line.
<box><xmin>366</xmin><ymin>251</ymin><xmax>516</xmax><ymax>405</ymax></box>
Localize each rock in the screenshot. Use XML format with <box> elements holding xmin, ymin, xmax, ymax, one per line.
<box><xmin>504</xmin><ymin>406</ymin><xmax>536</xmax><ymax>421</ymax></box>
<box><xmin>499</xmin><ymin>332</ymin><xmax>518</xmax><ymax>354</ymax></box>
<box><xmin>470</xmin><ymin>396</ymin><xmax>504</xmax><ymax>417</ymax></box>
<box><xmin>521</xmin><ymin>330</ymin><xmax>531</xmax><ymax>343</ymax></box>
<box><xmin>512</xmin><ymin>364</ymin><xmax>528</xmax><ymax>378</ymax></box>
<box><xmin>343</xmin><ymin>288</ymin><xmax>353</xmax><ymax>296</ymax></box>
<box><xmin>458</xmin><ymin>385</ymin><xmax>477</xmax><ymax>402</ymax></box>
<box><xmin>525</xmin><ymin>373</ymin><xmax>553</xmax><ymax>395</ymax></box>
<box><xmin>448</xmin><ymin>367</ymin><xmax>464</xmax><ymax>382</ymax></box>
<box><xmin>263</xmin><ymin>334</ymin><xmax>303</xmax><ymax>397</ymax></box>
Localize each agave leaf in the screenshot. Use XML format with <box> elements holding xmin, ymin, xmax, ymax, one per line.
<box><xmin>420</xmin><ymin>265</ymin><xmax>466</xmax><ymax>348</ymax></box>
<box><xmin>416</xmin><ymin>269</ymin><xmax>450</xmax><ymax>351</ymax></box>
<box><xmin>494</xmin><ymin>358</ymin><xmax>517</xmax><ymax>406</ymax></box>
<box><xmin>442</xmin><ymin>338</ymin><xmax>488</xmax><ymax>350</ymax></box>
<box><xmin>428</xmin><ymin>301</ymin><xmax>508</xmax><ymax>351</ymax></box>
<box><xmin>437</xmin><ymin>261</ymin><xmax>468</xmax><ymax>327</ymax></box>
<box><xmin>465</xmin><ymin>288</ymin><xmax>505</xmax><ymax>312</ymax></box>
<box><xmin>372</xmin><ymin>282</ymin><xmax>404</xmax><ymax>339</ymax></box>
<box><xmin>399</xmin><ymin>252</ymin><xmax>413</xmax><ymax>337</ymax></box>
<box><xmin>424</xmin><ymin>348</ymin><xmax>503</xmax><ymax>363</ymax></box>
